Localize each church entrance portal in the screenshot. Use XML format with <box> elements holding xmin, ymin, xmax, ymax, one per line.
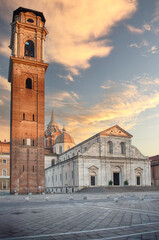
<box><xmin>91</xmin><ymin>176</ymin><xmax>95</xmax><ymax>186</ymax></box>
<box><xmin>113</xmin><ymin>173</ymin><xmax>119</xmax><ymax>185</ymax></box>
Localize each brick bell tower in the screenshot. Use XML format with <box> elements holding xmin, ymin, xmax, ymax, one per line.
<box><xmin>8</xmin><ymin>7</ymin><xmax>48</xmax><ymax>194</ymax></box>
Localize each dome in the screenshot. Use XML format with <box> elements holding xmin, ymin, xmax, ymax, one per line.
<box><xmin>55</xmin><ymin>132</ymin><xmax>75</xmax><ymax>144</ymax></box>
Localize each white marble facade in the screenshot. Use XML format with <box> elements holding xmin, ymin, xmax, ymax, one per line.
<box><xmin>45</xmin><ymin>125</ymin><xmax>151</xmax><ymax>193</ymax></box>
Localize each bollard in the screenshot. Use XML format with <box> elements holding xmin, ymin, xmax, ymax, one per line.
<box><xmin>25</xmin><ymin>197</ymin><xmax>29</xmax><ymax>202</ymax></box>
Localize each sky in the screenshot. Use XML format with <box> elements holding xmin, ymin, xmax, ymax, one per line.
<box><xmin>0</xmin><ymin>0</ymin><xmax>159</xmax><ymax>156</ymax></box>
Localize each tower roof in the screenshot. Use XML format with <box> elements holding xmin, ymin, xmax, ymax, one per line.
<box><xmin>51</xmin><ymin>110</ymin><xmax>55</xmax><ymax>124</ymax></box>
<box><xmin>13</xmin><ymin>7</ymin><xmax>46</xmax><ymax>23</ymax></box>
<box><xmin>45</xmin><ymin>111</ymin><xmax>61</xmax><ymax>136</ymax></box>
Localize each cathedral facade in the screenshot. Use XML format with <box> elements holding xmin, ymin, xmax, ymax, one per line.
<box><xmin>45</xmin><ymin>125</ymin><xmax>151</xmax><ymax>193</ymax></box>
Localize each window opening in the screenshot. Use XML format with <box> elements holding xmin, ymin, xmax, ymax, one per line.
<box><xmin>2</xmin><ymin>169</ymin><xmax>7</xmax><ymax>176</ymax></box>
<box><xmin>26</xmin><ymin>78</ymin><xmax>32</xmax><ymax>89</ymax></box>
<box><xmin>137</xmin><ymin>176</ymin><xmax>140</xmax><ymax>185</ymax></box>
<box><xmin>108</xmin><ymin>141</ymin><xmax>113</xmax><ymax>154</ymax></box>
<box><xmin>121</xmin><ymin>142</ymin><xmax>126</xmax><ymax>154</ymax></box>
<box><xmin>25</xmin><ymin>40</ymin><xmax>34</xmax><ymax>57</ymax></box>
<box><xmin>3</xmin><ymin>181</ymin><xmax>7</xmax><ymax>189</ymax></box>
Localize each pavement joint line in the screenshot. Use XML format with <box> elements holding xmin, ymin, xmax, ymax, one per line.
<box><xmin>89</xmin><ymin>229</ymin><xmax>159</xmax><ymax>240</ymax></box>
<box><xmin>1</xmin><ymin>221</ymin><xmax>159</xmax><ymax>240</ymax></box>
<box><xmin>84</xmin><ymin>203</ymin><xmax>159</xmax><ymax>216</ymax></box>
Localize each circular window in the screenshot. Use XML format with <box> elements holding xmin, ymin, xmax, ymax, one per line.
<box><xmin>27</xmin><ymin>18</ymin><xmax>34</xmax><ymax>23</ymax></box>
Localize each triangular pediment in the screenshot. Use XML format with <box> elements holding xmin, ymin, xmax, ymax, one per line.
<box><xmin>88</xmin><ymin>165</ymin><xmax>99</xmax><ymax>171</ymax></box>
<box><xmin>100</xmin><ymin>125</ymin><xmax>133</xmax><ymax>138</ymax></box>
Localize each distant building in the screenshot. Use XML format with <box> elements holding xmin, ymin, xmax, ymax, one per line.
<box><xmin>45</xmin><ymin>125</ymin><xmax>151</xmax><ymax>193</ymax></box>
<box><xmin>0</xmin><ymin>140</ymin><xmax>10</xmax><ymax>191</ymax></box>
<box><xmin>149</xmin><ymin>155</ymin><xmax>159</xmax><ymax>186</ymax></box>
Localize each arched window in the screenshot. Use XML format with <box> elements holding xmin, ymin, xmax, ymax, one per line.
<box><xmin>26</xmin><ymin>78</ymin><xmax>32</xmax><ymax>89</ymax></box>
<box><xmin>25</xmin><ymin>40</ymin><xmax>34</xmax><ymax>57</ymax></box>
<box><xmin>121</xmin><ymin>142</ymin><xmax>126</xmax><ymax>154</ymax></box>
<box><xmin>59</xmin><ymin>146</ymin><xmax>62</xmax><ymax>154</ymax></box>
<box><xmin>108</xmin><ymin>141</ymin><xmax>113</xmax><ymax>154</ymax></box>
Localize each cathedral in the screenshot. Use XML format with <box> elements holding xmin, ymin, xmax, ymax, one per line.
<box><xmin>45</xmin><ymin>119</ymin><xmax>151</xmax><ymax>193</ymax></box>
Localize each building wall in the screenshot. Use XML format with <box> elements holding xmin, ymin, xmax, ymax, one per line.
<box><xmin>45</xmin><ymin>132</ymin><xmax>151</xmax><ymax>192</ymax></box>
<box><xmin>152</xmin><ymin>165</ymin><xmax>159</xmax><ymax>186</ymax></box>
<box><xmin>0</xmin><ymin>153</ymin><xmax>10</xmax><ymax>191</ymax></box>
<box><xmin>78</xmin><ymin>157</ymin><xmax>151</xmax><ymax>187</ymax></box>
<box><xmin>45</xmin><ymin>155</ymin><xmax>57</xmax><ymax>169</ymax></box>
<box><xmin>0</xmin><ymin>141</ymin><xmax>10</xmax><ymax>154</ymax></box>
<box><xmin>45</xmin><ymin>158</ymin><xmax>79</xmax><ymax>193</ymax></box>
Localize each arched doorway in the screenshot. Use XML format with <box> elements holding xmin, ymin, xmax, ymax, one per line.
<box><xmin>88</xmin><ymin>166</ymin><xmax>98</xmax><ymax>187</ymax></box>
<box><xmin>135</xmin><ymin>168</ymin><xmax>143</xmax><ymax>186</ymax></box>
<box><xmin>113</xmin><ymin>166</ymin><xmax>121</xmax><ymax>186</ymax></box>
<box><xmin>90</xmin><ymin>172</ymin><xmax>96</xmax><ymax>186</ymax></box>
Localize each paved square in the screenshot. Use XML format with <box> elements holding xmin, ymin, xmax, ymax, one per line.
<box><xmin>0</xmin><ymin>191</ymin><xmax>159</xmax><ymax>239</ymax></box>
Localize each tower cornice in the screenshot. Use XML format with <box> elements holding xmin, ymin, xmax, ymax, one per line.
<box><xmin>8</xmin><ymin>56</ymin><xmax>48</xmax><ymax>82</ymax></box>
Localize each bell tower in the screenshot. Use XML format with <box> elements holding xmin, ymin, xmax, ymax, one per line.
<box><xmin>8</xmin><ymin>7</ymin><xmax>48</xmax><ymax>194</ymax></box>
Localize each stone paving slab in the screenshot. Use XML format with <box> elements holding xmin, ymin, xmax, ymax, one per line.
<box><xmin>0</xmin><ymin>192</ymin><xmax>159</xmax><ymax>239</ymax></box>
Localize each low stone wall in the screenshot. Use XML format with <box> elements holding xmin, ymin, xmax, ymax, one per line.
<box><xmin>45</xmin><ymin>186</ymin><xmax>79</xmax><ymax>194</ymax></box>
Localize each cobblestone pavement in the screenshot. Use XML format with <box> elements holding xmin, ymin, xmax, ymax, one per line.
<box><xmin>0</xmin><ymin>191</ymin><xmax>159</xmax><ymax>240</ymax></box>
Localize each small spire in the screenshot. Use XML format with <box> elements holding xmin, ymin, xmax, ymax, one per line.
<box><xmin>51</xmin><ymin>110</ymin><xmax>55</xmax><ymax>124</ymax></box>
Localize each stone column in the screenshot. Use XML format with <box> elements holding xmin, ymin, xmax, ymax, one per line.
<box><xmin>41</xmin><ymin>37</ymin><xmax>44</xmax><ymax>62</ymax></box>
<box><xmin>14</xmin><ymin>31</ymin><xmax>17</xmax><ymax>57</ymax></box>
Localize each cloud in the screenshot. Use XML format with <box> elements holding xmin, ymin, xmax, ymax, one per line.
<box><xmin>143</xmin><ymin>24</ymin><xmax>151</xmax><ymax>31</ymax></box>
<box><xmin>1</xmin><ymin>0</ymin><xmax>137</xmax><ymax>74</ymax></box>
<box><xmin>46</xmin><ymin>90</ymin><xmax>80</xmax><ymax>108</ymax></box>
<box><xmin>46</xmin><ymin>75</ymin><xmax>159</xmax><ymax>144</ymax></box>
<box><xmin>129</xmin><ymin>41</ymin><xmax>158</xmax><ymax>56</ymax></box>
<box><xmin>0</xmin><ymin>75</ymin><xmax>10</xmax><ymax>91</ymax></box>
<box><xmin>0</xmin><ymin>39</ymin><xmax>11</xmax><ymax>57</ymax></box>
<box><xmin>0</xmin><ymin>124</ymin><xmax>10</xmax><ymax>142</ymax></box>
<box><xmin>127</xmin><ymin>24</ymin><xmax>151</xmax><ymax>34</ymax></box>
<box><xmin>148</xmin><ymin>45</ymin><xmax>158</xmax><ymax>54</ymax></box>
<box><xmin>127</xmin><ymin>24</ymin><xmax>144</xmax><ymax>34</ymax></box>
<box><xmin>129</xmin><ymin>40</ymin><xmax>149</xmax><ymax>49</ymax></box>
<box><xmin>58</xmin><ymin>73</ymin><xmax>74</xmax><ymax>84</ymax></box>
<box><xmin>100</xmin><ymin>80</ymin><xmax>115</xmax><ymax>89</ymax></box>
